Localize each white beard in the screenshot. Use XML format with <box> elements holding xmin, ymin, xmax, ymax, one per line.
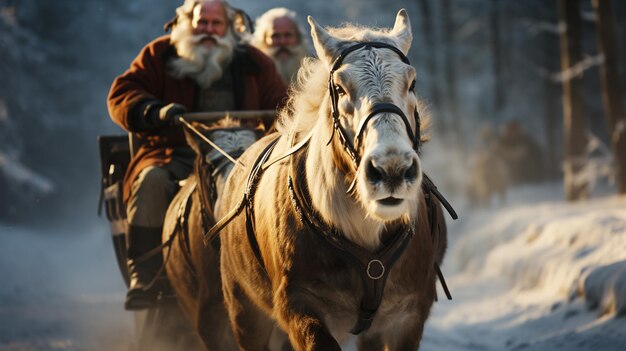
<box><xmin>258</xmin><ymin>43</ymin><xmax>308</xmax><ymax>84</ymax></box>
<box><xmin>169</xmin><ymin>25</ymin><xmax>237</xmax><ymax>89</ymax></box>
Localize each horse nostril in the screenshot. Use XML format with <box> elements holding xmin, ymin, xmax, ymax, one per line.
<box><xmin>366</xmin><ymin>160</ymin><xmax>383</xmax><ymax>183</ymax></box>
<box><xmin>404</xmin><ymin>159</ymin><xmax>418</xmax><ymax>181</ymax></box>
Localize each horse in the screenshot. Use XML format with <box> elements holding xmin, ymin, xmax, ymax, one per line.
<box><xmin>161</xmin><ymin>118</ymin><xmax>262</xmax><ymax>350</ymax></box>
<box><xmin>214</xmin><ymin>9</ymin><xmax>449</xmax><ymax>350</ymax></box>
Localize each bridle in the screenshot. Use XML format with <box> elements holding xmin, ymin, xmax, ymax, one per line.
<box><xmin>327</xmin><ymin>42</ymin><xmax>422</xmax><ymax>172</ymax></box>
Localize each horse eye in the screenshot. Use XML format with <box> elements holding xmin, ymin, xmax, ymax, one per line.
<box><xmin>409</xmin><ymin>80</ymin><xmax>416</xmax><ymax>92</ymax></box>
<box><xmin>335</xmin><ymin>85</ymin><xmax>346</xmax><ymax>96</ymax></box>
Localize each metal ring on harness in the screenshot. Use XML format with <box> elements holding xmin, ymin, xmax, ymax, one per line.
<box><xmin>366</xmin><ymin>259</ymin><xmax>385</xmax><ymax>280</ymax></box>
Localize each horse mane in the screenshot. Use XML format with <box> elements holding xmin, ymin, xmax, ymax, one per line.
<box><xmin>276</xmin><ymin>23</ymin><xmax>432</xmax><ymax>143</ymax></box>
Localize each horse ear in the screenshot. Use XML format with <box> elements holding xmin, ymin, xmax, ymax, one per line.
<box><xmin>390</xmin><ymin>9</ymin><xmax>412</xmax><ymax>55</ymax></box>
<box><xmin>308</xmin><ymin>16</ymin><xmax>340</xmax><ymax>66</ymax></box>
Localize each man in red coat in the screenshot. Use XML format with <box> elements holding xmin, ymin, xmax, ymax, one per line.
<box><xmin>107</xmin><ymin>0</ymin><xmax>287</xmax><ymax>310</ymax></box>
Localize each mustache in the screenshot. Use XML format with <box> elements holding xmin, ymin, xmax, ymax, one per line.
<box><xmin>191</xmin><ymin>34</ymin><xmax>216</xmax><ymax>44</ymax></box>
<box><xmin>277</xmin><ymin>47</ymin><xmax>292</xmax><ymax>55</ymax></box>
<box><xmin>190</xmin><ymin>33</ymin><xmax>233</xmax><ymax>47</ymax></box>
<box><xmin>271</xmin><ymin>46</ymin><xmax>295</xmax><ymax>55</ymax></box>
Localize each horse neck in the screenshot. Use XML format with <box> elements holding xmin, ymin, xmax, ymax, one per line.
<box><xmin>192</xmin><ymin>156</ymin><xmax>217</xmax><ymax>218</ymax></box>
<box><xmin>204</xmin><ymin>127</ymin><xmax>258</xmax><ymax>203</ymax></box>
<box><xmin>214</xmin><ymin>163</ymin><xmax>234</xmax><ymax>199</ymax></box>
<box><xmin>303</xmin><ymin>119</ymin><xmax>385</xmax><ymax>251</ymax></box>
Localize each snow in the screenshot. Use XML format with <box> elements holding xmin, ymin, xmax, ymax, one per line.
<box><xmin>1</xmin><ymin>1</ymin><xmax>625</xmax><ymax>347</ymax></box>
<box><xmin>0</xmin><ymin>223</ymin><xmax>132</xmax><ymax>350</ymax></box>
<box><xmin>2</xmin><ymin>182</ymin><xmax>626</xmax><ymax>350</ymax></box>
<box><xmin>449</xmin><ymin>185</ymin><xmax>626</xmax><ymax>312</ymax></box>
<box><xmin>420</xmin><ymin>183</ymin><xmax>626</xmax><ymax>351</ymax></box>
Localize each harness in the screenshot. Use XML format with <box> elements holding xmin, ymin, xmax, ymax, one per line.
<box><xmin>206</xmin><ymin>136</ymin><xmax>455</xmax><ymax>334</ymax></box>
<box><xmin>206</xmin><ymin>41</ymin><xmax>457</xmax><ymax>334</ymax></box>
<box><xmin>289</xmin><ymin>143</ymin><xmax>415</xmax><ymax>334</ymax></box>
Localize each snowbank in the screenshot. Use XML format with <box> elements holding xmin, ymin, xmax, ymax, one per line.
<box><xmin>418</xmin><ymin>184</ymin><xmax>626</xmax><ymax>350</ymax></box>
<box><xmin>451</xmin><ymin>189</ymin><xmax>626</xmax><ymax>317</ymax></box>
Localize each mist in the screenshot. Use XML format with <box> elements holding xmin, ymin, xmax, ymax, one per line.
<box><xmin>0</xmin><ymin>224</ymin><xmax>132</xmax><ymax>349</ymax></box>
<box><xmin>2</xmin><ymin>0</ymin><xmax>626</xmax><ymax>350</ymax></box>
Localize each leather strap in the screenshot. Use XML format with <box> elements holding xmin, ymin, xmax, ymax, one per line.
<box><xmin>354</xmin><ymin>103</ymin><xmax>419</xmax><ymax>152</ymax></box>
<box><xmin>241</xmin><ymin>137</ymin><xmax>280</xmax><ymax>273</ymax></box>
<box><xmin>203</xmin><ymin>136</ymin><xmax>281</xmax><ymax>248</ymax></box>
<box><xmin>288</xmin><ymin>145</ymin><xmax>414</xmax><ymax>334</ymax></box>
<box><xmin>423</xmin><ymin>174</ymin><xmax>453</xmax><ymax>301</ymax></box>
<box><xmin>422</xmin><ymin>173</ymin><xmax>458</xmax><ymax>220</ymax></box>
<box><xmin>261</xmin><ymin>129</ymin><xmax>313</xmax><ymax>171</ymax></box>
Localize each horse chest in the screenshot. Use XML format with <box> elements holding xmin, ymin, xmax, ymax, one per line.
<box><xmin>294</xmin><ymin>268</ymin><xmax>421</xmax><ymax>336</ymax></box>
<box><xmin>285</xmin><ymin>221</ymin><xmax>436</xmax><ymax>329</ymax></box>
<box><xmin>292</xmin><ymin>260</ymin><xmax>362</xmax><ymax>325</ymax></box>
<box><xmin>288</xmin><ymin>241</ymin><xmax>417</xmax><ymax>321</ymax></box>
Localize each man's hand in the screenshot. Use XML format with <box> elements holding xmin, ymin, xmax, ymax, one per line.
<box><xmin>158</xmin><ymin>103</ymin><xmax>187</xmax><ymax>125</ymax></box>
<box><xmin>131</xmin><ymin>100</ymin><xmax>187</xmax><ymax>131</ymax></box>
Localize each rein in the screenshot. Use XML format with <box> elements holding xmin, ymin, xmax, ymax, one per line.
<box><xmin>203</xmin><ymin>136</ymin><xmax>281</xmax><ymax>245</ymax></box>
<box><xmin>178</xmin><ymin>117</ymin><xmax>245</xmax><ymax>168</ymax></box>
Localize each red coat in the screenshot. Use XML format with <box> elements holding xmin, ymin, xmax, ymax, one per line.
<box><xmin>107</xmin><ymin>35</ymin><xmax>287</xmax><ymax>202</ymax></box>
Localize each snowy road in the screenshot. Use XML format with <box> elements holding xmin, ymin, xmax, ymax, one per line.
<box><xmin>0</xmin><ymin>224</ymin><xmax>134</xmax><ymax>351</ymax></box>
<box><xmin>1</xmin><ymin>183</ymin><xmax>625</xmax><ymax>350</ymax></box>
<box><xmin>422</xmin><ymin>273</ymin><xmax>626</xmax><ymax>351</ymax></box>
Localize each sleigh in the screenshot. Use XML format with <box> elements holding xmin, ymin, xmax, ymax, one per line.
<box><xmin>97</xmin><ymin>110</ymin><xmax>274</xmax><ymax>351</ymax></box>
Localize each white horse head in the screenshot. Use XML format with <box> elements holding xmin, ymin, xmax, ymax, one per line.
<box><xmin>276</xmin><ymin>9</ymin><xmax>429</xmax><ymax>249</ymax></box>
<box><xmin>309</xmin><ymin>10</ymin><xmax>423</xmax><ymax>223</ymax></box>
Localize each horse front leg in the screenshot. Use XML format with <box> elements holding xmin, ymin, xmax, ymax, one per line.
<box><xmin>275</xmin><ymin>288</ymin><xmax>342</xmax><ymax>351</ymax></box>
<box><xmin>195</xmin><ymin>284</ymin><xmax>237</xmax><ymax>351</ymax></box>
<box><xmin>385</xmin><ymin>327</ymin><xmax>423</xmax><ymax>351</ymax></box>
<box><xmin>222</xmin><ymin>279</ymin><xmax>275</xmax><ymax>351</ymax></box>
<box><xmin>380</xmin><ymin>310</ymin><xmax>429</xmax><ymax>351</ymax></box>
<box><xmin>280</xmin><ymin>313</ymin><xmax>341</xmax><ymax>351</ymax></box>
<box><xmin>356</xmin><ymin>333</ymin><xmax>384</xmax><ymax>351</ymax></box>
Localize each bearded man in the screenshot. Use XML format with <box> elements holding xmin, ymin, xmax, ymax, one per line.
<box><xmin>251</xmin><ymin>7</ymin><xmax>309</xmax><ymax>84</ymax></box>
<box><xmin>107</xmin><ymin>0</ymin><xmax>286</xmax><ymax>310</ymax></box>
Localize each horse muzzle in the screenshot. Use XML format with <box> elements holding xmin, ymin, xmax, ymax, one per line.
<box><xmin>362</xmin><ymin>151</ymin><xmax>421</xmax><ymax>200</ymax></box>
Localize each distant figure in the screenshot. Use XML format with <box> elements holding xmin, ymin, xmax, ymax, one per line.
<box><xmin>466</xmin><ymin>125</ymin><xmax>508</xmax><ymax>207</ymax></box>
<box><xmin>496</xmin><ymin>120</ymin><xmax>546</xmax><ymax>185</ymax></box>
<box><xmin>251</xmin><ymin>7</ymin><xmax>309</xmax><ymax>84</ymax></box>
